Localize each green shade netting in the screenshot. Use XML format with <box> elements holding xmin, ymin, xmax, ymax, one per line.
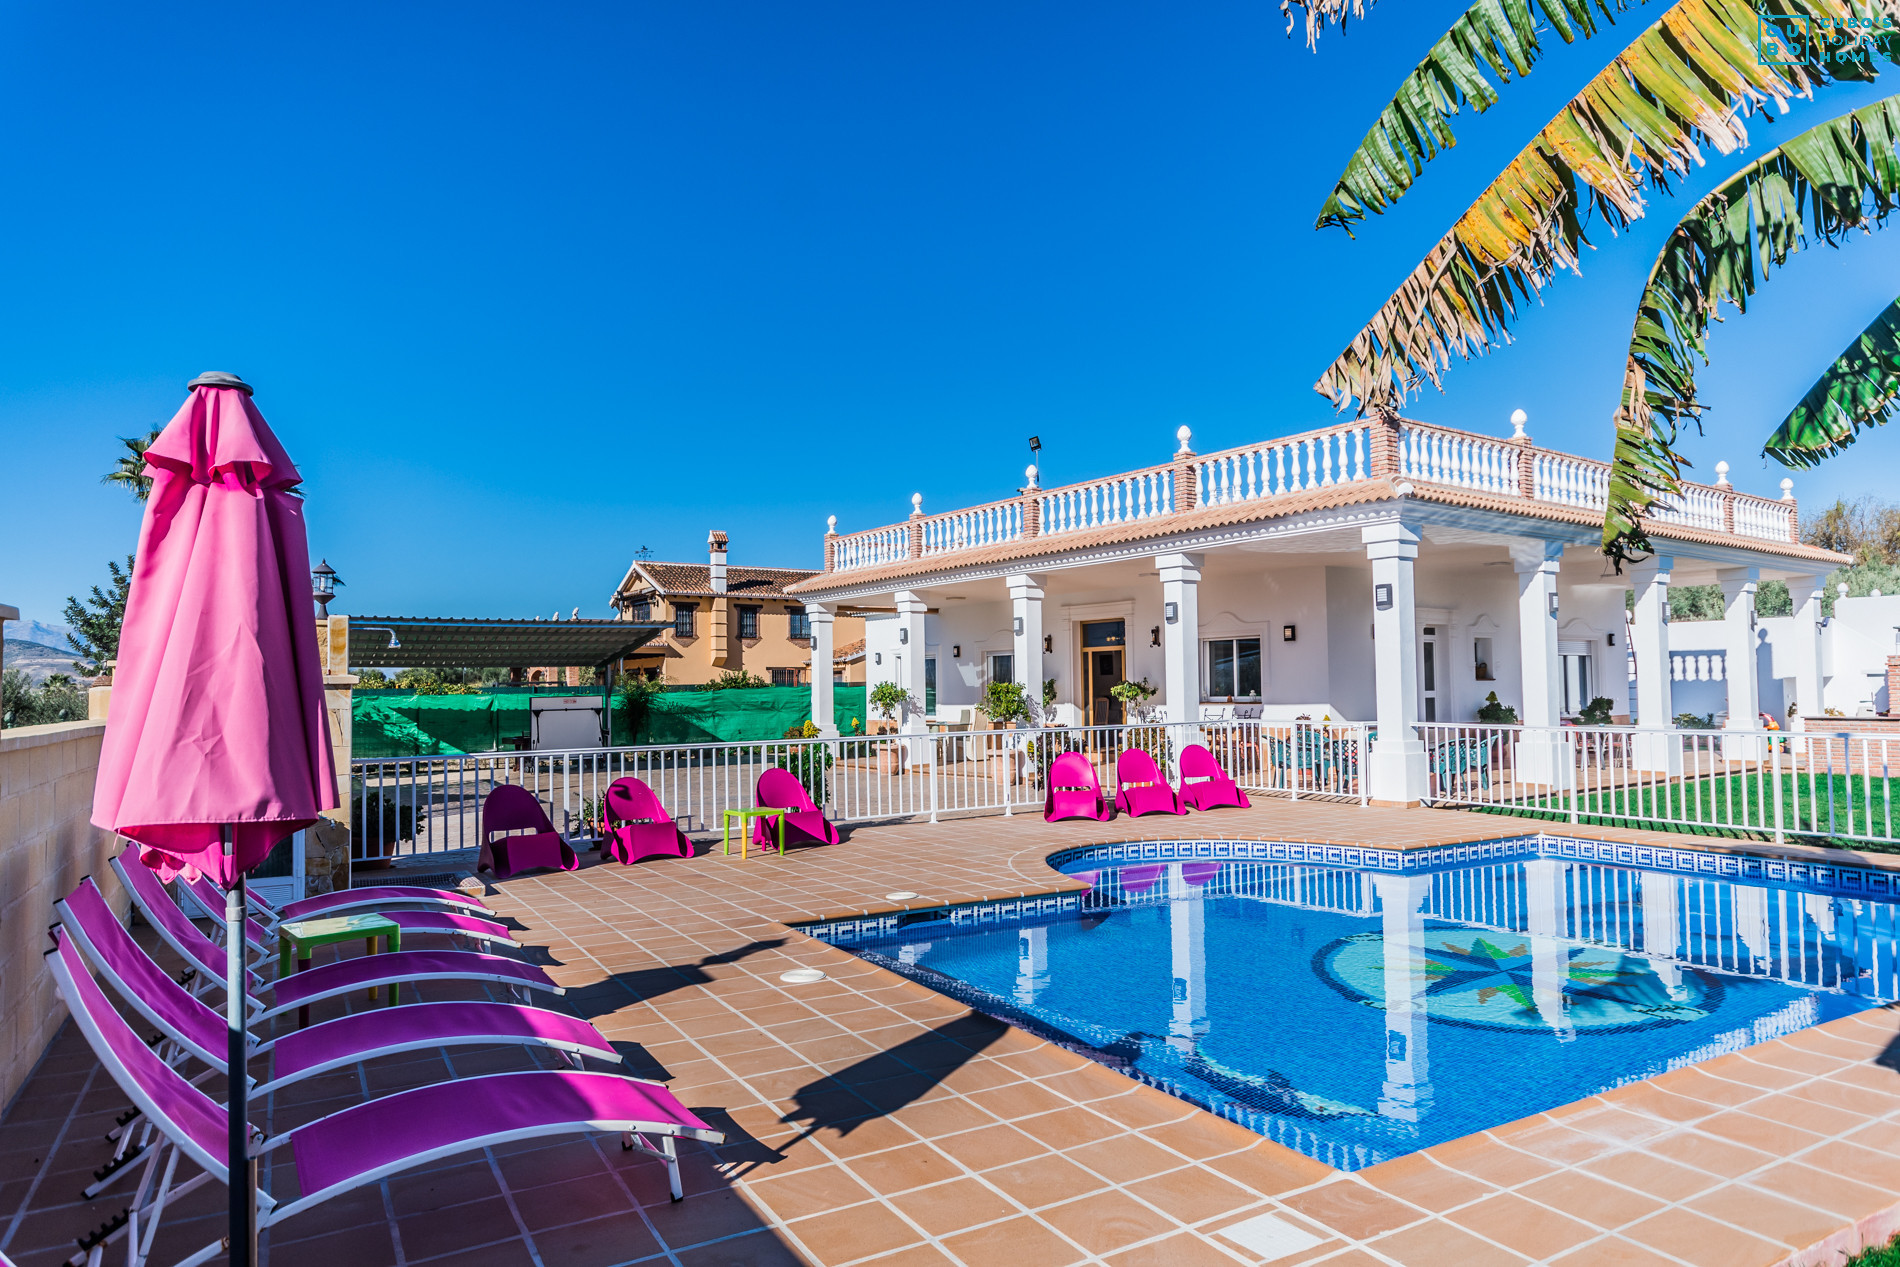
<box><xmin>355</xmin><ymin>685</ymin><xmax>866</xmax><ymax>755</ymax></box>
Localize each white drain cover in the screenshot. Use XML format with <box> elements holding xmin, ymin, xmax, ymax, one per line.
<box><xmin>885</xmin><ymin>891</ymin><xmax>920</xmax><ymax>901</ymax></box>
<box><xmin>1218</xmin><ymin>1212</ymin><xmax>1324</xmax><ymax>1260</ymax></box>
<box><xmin>779</xmin><ymin>968</ymin><xmax>827</xmax><ymax>984</ymax></box>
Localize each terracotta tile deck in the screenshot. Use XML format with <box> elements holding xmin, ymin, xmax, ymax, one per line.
<box><xmin>6</xmin><ymin>801</ymin><xmax>1900</xmax><ymax>1266</ymax></box>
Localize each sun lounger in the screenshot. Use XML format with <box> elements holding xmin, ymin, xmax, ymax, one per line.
<box><xmin>111</xmin><ymin>852</ymin><xmax>270</xmax><ymax>998</ymax></box>
<box><xmin>1044</xmin><ymin>751</ymin><xmax>1113</xmax><ymax>823</ymax></box>
<box><xmin>57</xmin><ymin>878</ymin><xmax>618</xmax><ymax>1099</ymax></box>
<box><xmin>45</xmin><ymin>928</ymin><xmax>724</xmax><ymax>1267</ymax></box>
<box><xmin>603</xmin><ymin>776</ymin><xmax>692</xmax><ymax>864</ymax></box>
<box><xmin>1177</xmin><ymin>743</ymin><xmax>1251</xmax><ymax>811</ymax></box>
<box><xmin>176</xmin><ymin>870</ymin><xmax>516</xmax><ymax>952</ymax></box>
<box><xmin>256</xmin><ymin>947</ymin><xmax>562</xmax><ymax>1024</ymax></box>
<box><xmin>1114</xmin><ymin>748</ymin><xmax>1185</xmax><ymax>817</ymax></box>
<box><xmin>753</xmin><ymin>767</ymin><xmax>839</xmax><ymax>848</ymax></box>
<box><xmin>479</xmin><ymin>784</ymin><xmax>580</xmax><ymax>879</ymax></box>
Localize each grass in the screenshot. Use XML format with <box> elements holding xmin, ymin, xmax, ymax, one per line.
<box><xmin>1469</xmin><ymin>770</ymin><xmax>1900</xmax><ymax>850</ymax></box>
<box><xmin>1848</xmin><ymin>1236</ymin><xmax>1900</xmax><ymax>1267</ymax></box>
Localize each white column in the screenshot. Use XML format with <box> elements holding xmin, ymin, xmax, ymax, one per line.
<box><xmin>1719</xmin><ymin>567</ymin><xmax>1762</xmax><ymax>745</ymax></box>
<box><xmin>895</xmin><ymin>590</ymin><xmax>929</xmax><ymax>737</ymax></box>
<box><xmin>1165</xmin><ymin>864</ymin><xmax>1207</xmax><ymax>1055</ymax></box>
<box><xmin>1364</xmin><ymin>523</ymin><xmax>1426</xmax><ymax>803</ymax></box>
<box><xmin>1525</xmin><ymin>859</ymin><xmax>1574</xmax><ymax>1041</ymax></box>
<box><xmin>1629</xmin><ymin>556</ymin><xmax>1679</xmax><ymax>774</ymax></box>
<box><xmin>1514</xmin><ymin>542</ymin><xmax>1567</xmax><ymax>786</ymax></box>
<box><xmin>1372</xmin><ymin>873</ymin><xmax>1433</xmax><ymax>1122</ymax></box>
<box><xmin>1007</xmin><ymin>573</ymin><xmax>1046</xmax><ymax>717</ymax></box>
<box><xmin>1157</xmin><ymin>553</ymin><xmax>1203</xmax><ymax>726</ymax></box>
<box><xmin>1788</xmin><ymin>574</ymin><xmax>1826</xmax><ymax>731</ymax></box>
<box><xmin>806</xmin><ymin>602</ymin><xmax>837</xmax><ymax>737</ymax></box>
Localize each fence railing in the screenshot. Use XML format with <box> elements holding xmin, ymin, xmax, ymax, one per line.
<box><xmin>1417</xmin><ymin>722</ymin><xmax>1900</xmax><ymax>846</ymax></box>
<box><xmin>1039</xmin><ymin>465</ymin><xmax>1175</xmax><ymax>537</ymax></box>
<box><xmin>349</xmin><ymin>719</ymin><xmax>1370</xmax><ymax>863</ymax></box>
<box><xmin>1396</xmin><ymin>424</ymin><xmax>1516</xmax><ymax>496</ymax></box>
<box><xmin>1197</xmin><ymin>422</ymin><xmax>1371</xmax><ymax>507</ymax></box>
<box><xmin>920</xmin><ymin>499</ymin><xmax>1024</xmax><ymax>557</ymax></box>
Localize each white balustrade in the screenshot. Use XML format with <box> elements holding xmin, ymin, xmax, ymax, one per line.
<box><xmin>834</xmin><ymin>525</ymin><xmax>909</xmax><ymax>572</ymax></box>
<box><xmin>1531</xmin><ymin>453</ymin><xmax>1610</xmax><ymax>509</ymax></box>
<box><xmin>1398</xmin><ymin>425</ymin><xmax>1518</xmax><ymax>495</ymax></box>
<box><xmin>920</xmin><ymin>500</ymin><xmax>1024</xmax><ymax>556</ymax></box>
<box><xmin>1735</xmin><ymin>495</ymin><xmax>1793</xmax><ymax>542</ymax></box>
<box><xmin>1039</xmin><ymin>466</ymin><xmax>1174</xmax><ymax>536</ymax></box>
<box><xmin>1648</xmin><ymin>484</ymin><xmax>1725</xmax><ymax>531</ymax></box>
<box><xmin>1197</xmin><ymin>423</ymin><xmax>1369</xmax><ymax>507</ymax></box>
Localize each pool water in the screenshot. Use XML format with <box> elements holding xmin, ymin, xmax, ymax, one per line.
<box><xmin>815</xmin><ymin>852</ymin><xmax>1899</xmax><ymax>1170</ymax></box>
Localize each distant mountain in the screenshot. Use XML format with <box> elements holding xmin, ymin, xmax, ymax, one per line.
<box><xmin>3</xmin><ymin>639</ymin><xmax>90</xmax><ymax>686</ymax></box>
<box><xmin>0</xmin><ymin>619</ymin><xmax>76</xmax><ymax>652</ymax></box>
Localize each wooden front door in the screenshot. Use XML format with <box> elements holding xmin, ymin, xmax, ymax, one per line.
<box><xmin>1088</xmin><ymin>649</ymin><xmax>1124</xmax><ymax>726</ymax></box>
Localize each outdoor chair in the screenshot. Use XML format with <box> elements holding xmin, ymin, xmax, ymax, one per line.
<box><xmin>603</xmin><ymin>776</ymin><xmax>692</xmax><ymax>864</ymax></box>
<box><xmin>1114</xmin><ymin>748</ymin><xmax>1184</xmax><ymax>817</ymax></box>
<box><xmin>1044</xmin><ymin>751</ymin><xmax>1113</xmax><ymax>823</ymax></box>
<box><xmin>1178</xmin><ymin>744</ymin><xmax>1251</xmax><ymax>811</ymax></box>
<box><xmin>1433</xmin><ymin>735</ymin><xmax>1496</xmax><ymax>795</ymax></box>
<box><xmin>753</xmin><ymin>766</ymin><xmax>840</xmax><ymax>848</ymax></box>
<box><xmin>176</xmin><ymin>869</ymin><xmax>518</xmax><ymax>954</ymax></box>
<box><xmin>112</xmin><ymin>852</ymin><xmax>272</xmax><ymax>1002</ymax></box>
<box><xmin>44</xmin><ymin>928</ymin><xmax>725</xmax><ymax>1267</ymax></box>
<box><xmin>247</xmin><ymin>872</ymin><xmax>493</xmax><ymax>923</ymax></box>
<box><xmin>479</xmin><ymin>783</ymin><xmax>580</xmax><ymax>879</ymax></box>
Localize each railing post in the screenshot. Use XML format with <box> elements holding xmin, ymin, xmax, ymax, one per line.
<box><xmin>823</xmin><ymin>515</ymin><xmax>839</xmax><ymax>572</ymax></box>
<box><xmin>1781</xmin><ymin>477</ymin><xmax>1799</xmax><ymax>543</ymax></box>
<box><xmin>1567</xmin><ymin>729</ymin><xmax>1580</xmax><ymax>825</ymax></box>
<box><xmin>928</xmin><ymin>734</ymin><xmax>940</xmax><ymax>824</ymax></box>
<box><xmin>1370</xmin><ymin>409</ymin><xmax>1401</xmax><ymax>480</ymax></box>
<box><xmin>1173</xmin><ymin>426</ymin><xmax>1198</xmax><ymax>513</ymax></box>
<box><xmin>1021</xmin><ymin>465</ymin><xmax>1041</xmax><ymax>539</ymax></box>
<box><xmin>908</xmin><ymin>493</ymin><xmax>924</xmax><ymax>560</ymax></box>
<box><xmin>1514</xmin><ymin>440</ymin><xmax>1536</xmax><ymax>500</ymax></box>
<box><xmin>1771</xmin><ymin>737</ymin><xmax>1785</xmax><ymax>843</ymax></box>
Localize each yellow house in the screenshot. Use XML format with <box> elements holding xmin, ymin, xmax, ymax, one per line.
<box><xmin>609</xmin><ymin>531</ymin><xmax>865</xmax><ymax>687</ymax></box>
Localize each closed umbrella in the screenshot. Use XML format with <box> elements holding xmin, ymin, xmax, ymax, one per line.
<box><xmin>91</xmin><ymin>371</ymin><xmax>336</xmax><ymax>1267</ymax></box>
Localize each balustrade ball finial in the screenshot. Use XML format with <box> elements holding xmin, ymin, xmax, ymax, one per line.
<box><xmin>1841</xmin><ymin>583</ymin><xmax>1851</xmax><ymax>599</ymax></box>
<box><xmin>1024</xmin><ymin>463</ymin><xmax>1039</xmax><ymax>489</ymax></box>
<box><xmin>1780</xmin><ymin>478</ymin><xmax>1794</xmax><ymax>502</ymax></box>
<box><xmin>1176</xmin><ymin>424</ymin><xmax>1192</xmax><ymax>454</ymax></box>
<box><xmin>826</xmin><ymin>515</ymin><xmax>837</xmax><ymax>533</ymax></box>
<box><xmin>911</xmin><ymin>492</ymin><xmax>923</xmax><ymax>514</ymax></box>
<box><xmin>1509</xmin><ymin>408</ymin><xmax>1528</xmax><ymax>440</ymax></box>
<box><xmin>1715</xmin><ymin>461</ymin><xmax>1731</xmax><ymax>488</ymax></box>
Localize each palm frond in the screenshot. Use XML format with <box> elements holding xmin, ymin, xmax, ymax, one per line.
<box><xmin>1318</xmin><ymin>0</ymin><xmax>1653</xmax><ymax>232</ymax></box>
<box><xmin>1313</xmin><ymin>0</ymin><xmax>1896</xmax><ymax>412</ymax></box>
<box><xmin>1603</xmin><ymin>94</ymin><xmax>1900</xmax><ymax>559</ymax></box>
<box><xmin>1762</xmin><ymin>295</ymin><xmax>1900</xmax><ymax>468</ymax></box>
<box><xmin>1283</xmin><ymin>0</ymin><xmax>1381</xmax><ymax>49</ymax></box>
<box><xmin>102</xmin><ymin>428</ymin><xmax>162</xmax><ymax>503</ymax></box>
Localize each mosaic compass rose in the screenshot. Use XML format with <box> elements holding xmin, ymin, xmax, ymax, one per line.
<box><xmin>1318</xmin><ymin>929</ymin><xmax>1715</xmax><ymax>1033</ymax></box>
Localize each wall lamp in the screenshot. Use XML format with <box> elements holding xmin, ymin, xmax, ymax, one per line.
<box><xmin>1043</xmin><ymin>634</ymin><xmax>1053</xmax><ymax>654</ymax></box>
<box><xmin>1013</xmin><ymin>616</ymin><xmax>1024</xmax><ymax>636</ymax></box>
<box><xmin>1150</xmin><ymin>626</ymin><xmax>1161</xmax><ymax>647</ymax></box>
<box><xmin>874</xmin><ymin>652</ymin><xmax>882</xmax><ymax>665</ymax></box>
<box><xmin>359</xmin><ymin>625</ymin><xmax>401</xmax><ymax>649</ymax></box>
<box><xmin>1164</xmin><ymin>601</ymin><xmax>1179</xmax><ymax>623</ymax></box>
<box><xmin>1282</xmin><ymin>625</ymin><xmax>1296</xmax><ymax>642</ymax></box>
<box><xmin>1548</xmin><ymin>592</ymin><xmax>1560</xmax><ymax>618</ymax></box>
<box><xmin>899</xmin><ymin>628</ymin><xmax>909</xmax><ymax>644</ymax></box>
<box><xmin>1374</xmin><ymin>584</ymin><xmax>1393</xmax><ymax>611</ymax></box>
<box><xmin>952</xmin><ymin>644</ymin><xmax>961</xmax><ymax>658</ymax></box>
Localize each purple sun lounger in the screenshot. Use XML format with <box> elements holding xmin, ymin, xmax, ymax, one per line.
<box><xmin>111</xmin><ymin>851</ymin><xmax>271</xmax><ymax>999</ymax></box>
<box><xmin>480</xmin><ymin>783</ymin><xmax>581</xmax><ymax>879</ymax></box>
<box><xmin>58</xmin><ymin>878</ymin><xmax>618</xmax><ymax>1100</ymax></box>
<box><xmin>753</xmin><ymin>767</ymin><xmax>840</xmax><ymax>849</ymax></box>
<box><xmin>603</xmin><ymin>776</ymin><xmax>692</xmax><ymax>864</ymax></box>
<box><xmin>1044</xmin><ymin>751</ymin><xmax>1113</xmax><ymax>823</ymax></box>
<box><xmin>1178</xmin><ymin>743</ymin><xmax>1251</xmax><ymax>811</ymax></box>
<box><xmin>1114</xmin><ymin>748</ymin><xmax>1185</xmax><ymax>818</ymax></box>
<box><xmin>45</xmin><ymin>929</ymin><xmax>725</xmax><ymax>1267</ymax></box>
<box><xmin>176</xmin><ymin>869</ymin><xmax>518</xmax><ymax>953</ymax></box>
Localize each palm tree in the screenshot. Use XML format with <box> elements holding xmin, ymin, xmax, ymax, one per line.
<box><xmin>1765</xmin><ymin>292</ymin><xmax>1900</xmax><ymax>463</ymax></box>
<box><xmin>103</xmin><ymin>429</ymin><xmax>162</xmax><ymax>502</ymax></box>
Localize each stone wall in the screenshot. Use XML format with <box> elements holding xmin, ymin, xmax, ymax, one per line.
<box><xmin>312</xmin><ymin>615</ymin><xmax>354</xmax><ymax>896</ymax></box>
<box><xmin>0</xmin><ymin>721</ymin><xmax>127</xmax><ymax>1109</ymax></box>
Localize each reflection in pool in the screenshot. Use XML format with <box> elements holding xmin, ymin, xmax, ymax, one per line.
<box><xmin>813</xmin><ymin>854</ymin><xmax>1897</xmax><ymax>1170</ymax></box>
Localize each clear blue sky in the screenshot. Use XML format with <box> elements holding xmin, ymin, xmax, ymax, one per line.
<box><xmin>8</xmin><ymin>0</ymin><xmax>1900</xmax><ymax>631</ymax></box>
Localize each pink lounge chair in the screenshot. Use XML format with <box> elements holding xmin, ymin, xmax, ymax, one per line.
<box><xmin>111</xmin><ymin>851</ymin><xmax>271</xmax><ymax>999</ymax></box>
<box><xmin>1178</xmin><ymin>743</ymin><xmax>1252</xmax><ymax>812</ymax></box>
<box><xmin>480</xmin><ymin>784</ymin><xmax>580</xmax><ymax>879</ymax></box>
<box><xmin>44</xmin><ymin>929</ymin><xmax>725</xmax><ymax>1267</ymax></box>
<box><xmin>1114</xmin><ymin>749</ymin><xmax>1184</xmax><ymax>817</ymax></box>
<box><xmin>1044</xmin><ymin>751</ymin><xmax>1113</xmax><ymax>823</ymax></box>
<box><xmin>604</xmin><ymin>777</ymin><xmax>692</xmax><ymax>864</ymax></box>
<box><xmin>752</xmin><ymin>767</ymin><xmax>839</xmax><ymax>849</ymax></box>
<box><xmin>177</xmin><ymin>869</ymin><xmax>517</xmax><ymax>953</ymax></box>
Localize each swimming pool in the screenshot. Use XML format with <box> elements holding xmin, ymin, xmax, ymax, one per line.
<box><xmin>805</xmin><ymin>838</ymin><xmax>1900</xmax><ymax>1170</ymax></box>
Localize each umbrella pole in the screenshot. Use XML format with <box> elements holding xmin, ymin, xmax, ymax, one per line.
<box><xmin>224</xmin><ymin>825</ymin><xmax>256</xmax><ymax>1267</ymax></box>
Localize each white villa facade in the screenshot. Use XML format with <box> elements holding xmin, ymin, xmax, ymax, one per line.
<box><xmin>788</xmin><ymin>415</ymin><xmax>1849</xmax><ymax>803</ymax></box>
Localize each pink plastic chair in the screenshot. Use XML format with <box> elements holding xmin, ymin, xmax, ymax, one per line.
<box><xmin>1044</xmin><ymin>751</ymin><xmax>1113</xmax><ymax>823</ymax></box>
<box><xmin>604</xmin><ymin>777</ymin><xmax>692</xmax><ymax>864</ymax></box>
<box><xmin>480</xmin><ymin>784</ymin><xmax>579</xmax><ymax>879</ymax></box>
<box><xmin>1115</xmin><ymin>749</ymin><xmax>1184</xmax><ymax>817</ymax></box>
<box><xmin>753</xmin><ymin>767</ymin><xmax>840</xmax><ymax>848</ymax></box>
<box><xmin>1178</xmin><ymin>743</ymin><xmax>1251</xmax><ymax>812</ymax></box>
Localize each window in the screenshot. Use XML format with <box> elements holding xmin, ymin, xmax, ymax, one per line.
<box><xmin>738</xmin><ymin>606</ymin><xmax>760</xmax><ymax>639</ymax></box>
<box><xmin>1081</xmin><ymin>620</ymin><xmax>1125</xmax><ymax>648</ymax></box>
<box><xmin>989</xmin><ymin>653</ymin><xmax>1014</xmax><ymax>685</ymax></box>
<box><xmin>674</xmin><ymin>604</ymin><xmax>697</xmax><ymax>638</ymax></box>
<box><xmin>629</xmin><ymin>597</ymin><xmax>651</xmax><ymax>623</ymax></box>
<box><xmin>1203</xmin><ymin>638</ymin><xmax>1261</xmax><ymax>699</ymax></box>
<box><xmin>925</xmin><ymin>658</ymin><xmax>937</xmax><ymax>715</ymax></box>
<box><xmin>769</xmin><ymin>667</ymin><xmax>800</xmax><ymax>687</ymax></box>
<box><xmin>1473</xmin><ymin>637</ymin><xmax>1495</xmax><ymax>682</ymax></box>
<box><xmin>788</xmin><ymin>608</ymin><xmax>811</xmax><ymax>640</ymax></box>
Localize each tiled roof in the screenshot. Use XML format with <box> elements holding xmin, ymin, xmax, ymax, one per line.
<box><xmin>834</xmin><ymin>639</ymin><xmax>866</xmax><ymax>662</ymax></box>
<box><xmin>623</xmin><ymin>563</ymin><xmax>817</xmax><ymax>600</ymax></box>
<box><xmin>788</xmin><ymin>477</ymin><xmax>1849</xmax><ymax>594</ymax></box>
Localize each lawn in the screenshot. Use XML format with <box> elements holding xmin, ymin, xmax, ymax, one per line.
<box><xmin>1849</xmin><ymin>1237</ymin><xmax>1900</xmax><ymax>1267</ymax></box>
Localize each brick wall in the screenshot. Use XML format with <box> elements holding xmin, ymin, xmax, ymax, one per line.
<box><xmin>0</xmin><ymin>721</ymin><xmax>127</xmax><ymax>1109</ymax></box>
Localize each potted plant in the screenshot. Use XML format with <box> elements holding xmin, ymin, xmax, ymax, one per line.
<box><xmin>977</xmin><ymin>681</ymin><xmax>1032</xmax><ymax>784</ymax></box>
<box><xmin>867</xmin><ymin>681</ymin><xmax>909</xmax><ymax>736</ymax></box>
<box><xmin>1110</xmin><ymin>679</ymin><xmax>1166</xmax><ymax>760</ymax></box>
<box><xmin>1575</xmin><ymin>696</ymin><xmax>1616</xmax><ymax>726</ymax></box>
<box><xmin>1476</xmin><ymin>692</ymin><xmax>1518</xmax><ymax>725</ymax></box>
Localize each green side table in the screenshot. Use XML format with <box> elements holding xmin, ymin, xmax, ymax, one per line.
<box><xmin>279</xmin><ymin>912</ymin><xmax>402</xmax><ymax>1027</ymax></box>
<box><xmin>721</xmin><ymin>807</ymin><xmax>788</xmax><ymax>861</ymax></box>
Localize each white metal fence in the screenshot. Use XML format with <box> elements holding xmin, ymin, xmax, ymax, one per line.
<box><xmin>1417</xmin><ymin>722</ymin><xmax>1900</xmax><ymax>846</ymax></box>
<box><xmin>349</xmin><ymin>719</ymin><xmax>1371</xmax><ymax>862</ymax></box>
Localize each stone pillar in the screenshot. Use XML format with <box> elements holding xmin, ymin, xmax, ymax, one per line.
<box><xmin>1157</xmin><ymin>552</ymin><xmax>1203</xmax><ymax>726</ymax></box>
<box><xmin>1007</xmin><ymin>573</ymin><xmax>1045</xmax><ymax>714</ymax></box>
<box><xmin>895</xmin><ymin>590</ymin><xmax>929</xmax><ymax>736</ymax></box>
<box><xmin>1514</xmin><ymin>542</ymin><xmax>1567</xmax><ymax>787</ymax></box>
<box><xmin>823</xmin><ymin>516</ymin><xmax>839</xmax><ymax>573</ymax></box>
<box><xmin>1782</xmin><ymin>477</ymin><xmax>1800</xmax><ymax>543</ymax></box>
<box><xmin>1021</xmin><ymin>467</ymin><xmax>1041</xmax><ymax>539</ymax></box>
<box><xmin>1373</xmin><ymin>873</ymin><xmax>1433</xmax><ymax>1122</ymax></box>
<box><xmin>1364</xmin><ymin>522</ymin><xmax>1426</xmax><ymax>803</ymax></box>
<box><xmin>1165</xmin><ymin>864</ymin><xmax>1208</xmax><ymax>1056</ymax></box>
<box><xmin>1719</xmin><ymin>567</ymin><xmax>1762</xmax><ymax>743</ymax></box>
<box><xmin>1172</xmin><ymin>426</ymin><xmax>1199</xmax><ymax>513</ymax></box>
<box><xmin>1630</xmin><ymin>556</ymin><xmax>1680</xmax><ymax>774</ymax></box>
<box><xmin>1788</xmin><ymin>574</ymin><xmax>1825</xmax><ymax>729</ymax></box>
<box><xmin>313</xmin><ymin>614</ymin><xmax>355</xmax><ymax>896</ymax></box>
<box><xmin>1369</xmin><ymin>410</ymin><xmax>1402</xmax><ymax>479</ymax></box>
<box><xmin>908</xmin><ymin>494</ymin><xmax>925</xmax><ymax>560</ymax></box>
<box><xmin>807</xmin><ymin>603</ymin><xmax>837</xmax><ymax>737</ymax></box>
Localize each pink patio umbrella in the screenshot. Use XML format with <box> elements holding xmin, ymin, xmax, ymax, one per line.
<box><xmin>91</xmin><ymin>371</ymin><xmax>336</xmax><ymax>1267</ymax></box>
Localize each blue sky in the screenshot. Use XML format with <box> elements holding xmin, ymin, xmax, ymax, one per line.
<box><xmin>8</xmin><ymin>0</ymin><xmax>1900</xmax><ymax>631</ymax></box>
